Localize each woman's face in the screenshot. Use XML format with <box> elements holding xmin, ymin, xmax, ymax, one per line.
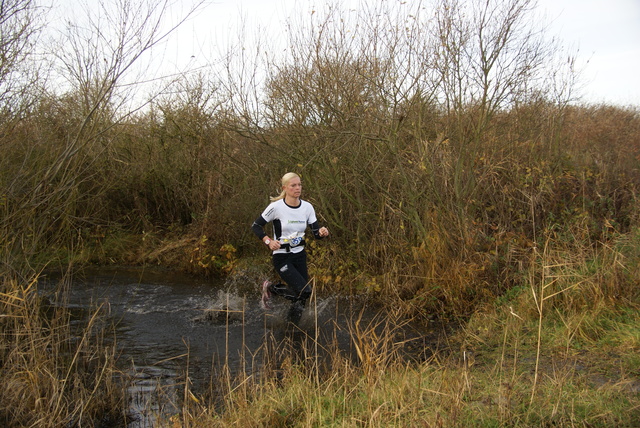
<box><xmin>283</xmin><ymin>176</ymin><xmax>302</xmax><ymax>199</ymax></box>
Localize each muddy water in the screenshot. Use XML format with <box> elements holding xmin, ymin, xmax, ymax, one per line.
<box><xmin>41</xmin><ymin>266</ymin><xmax>442</xmax><ymax>427</ymax></box>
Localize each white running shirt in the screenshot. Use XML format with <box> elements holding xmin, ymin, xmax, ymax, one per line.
<box><xmin>260</xmin><ymin>199</ymin><xmax>318</xmax><ymax>254</ymax></box>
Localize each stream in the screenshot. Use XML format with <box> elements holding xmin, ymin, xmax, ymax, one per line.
<box><xmin>40</xmin><ymin>266</ymin><xmax>444</xmax><ymax>427</ymax></box>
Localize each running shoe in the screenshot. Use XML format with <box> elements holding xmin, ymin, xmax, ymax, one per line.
<box><xmin>260</xmin><ymin>280</ymin><xmax>273</xmax><ymax>309</ymax></box>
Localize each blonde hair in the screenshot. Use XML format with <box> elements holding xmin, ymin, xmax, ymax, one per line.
<box><xmin>270</xmin><ymin>172</ymin><xmax>300</xmax><ymax>202</ymax></box>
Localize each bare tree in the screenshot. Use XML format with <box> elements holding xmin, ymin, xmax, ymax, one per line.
<box><xmin>213</xmin><ymin>0</ymin><xmax>576</xmax><ymax>265</ymax></box>
<box><xmin>0</xmin><ymin>0</ymin><xmax>43</xmax><ymax>116</ymax></box>
<box><xmin>53</xmin><ymin>0</ymin><xmax>206</xmax><ymax>139</ymax></box>
<box><xmin>1</xmin><ymin>0</ymin><xmax>207</xmax><ymax>269</ymax></box>
<box><xmin>433</xmin><ymin>0</ymin><xmax>562</xmax><ymax>142</ymax></box>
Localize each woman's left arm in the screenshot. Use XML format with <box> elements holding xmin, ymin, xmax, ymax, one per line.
<box><xmin>310</xmin><ymin>221</ymin><xmax>329</xmax><ymax>239</ymax></box>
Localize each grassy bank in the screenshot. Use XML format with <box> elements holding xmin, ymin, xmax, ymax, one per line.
<box><xmin>0</xmin><ymin>273</ymin><xmax>126</xmax><ymax>426</ymax></box>
<box><xmin>170</xmin><ymin>229</ymin><xmax>640</xmax><ymax>427</ymax></box>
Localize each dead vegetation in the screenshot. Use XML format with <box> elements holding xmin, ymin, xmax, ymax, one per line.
<box><xmin>1</xmin><ymin>0</ymin><xmax>638</xmax><ymax>425</ymax></box>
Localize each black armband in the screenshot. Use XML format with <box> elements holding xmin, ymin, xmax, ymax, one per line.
<box><xmin>310</xmin><ymin>221</ymin><xmax>324</xmax><ymax>239</ymax></box>
<box><xmin>251</xmin><ymin>216</ymin><xmax>268</xmax><ymax>239</ymax></box>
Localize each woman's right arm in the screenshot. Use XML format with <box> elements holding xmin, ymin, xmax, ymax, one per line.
<box><xmin>251</xmin><ymin>216</ymin><xmax>268</xmax><ymax>240</ymax></box>
<box><xmin>252</xmin><ymin>215</ymin><xmax>281</xmax><ymax>250</ymax></box>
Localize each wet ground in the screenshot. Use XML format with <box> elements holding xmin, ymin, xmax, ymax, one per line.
<box><xmin>40</xmin><ymin>266</ymin><xmax>447</xmax><ymax>427</ymax></box>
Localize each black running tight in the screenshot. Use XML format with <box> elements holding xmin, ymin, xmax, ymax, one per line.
<box><xmin>271</xmin><ymin>250</ymin><xmax>311</xmax><ymax>302</ymax></box>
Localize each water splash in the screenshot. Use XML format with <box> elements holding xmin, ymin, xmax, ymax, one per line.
<box><xmin>194</xmin><ymin>289</ymin><xmax>246</xmax><ymax>324</ymax></box>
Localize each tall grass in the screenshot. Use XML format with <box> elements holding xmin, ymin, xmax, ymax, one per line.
<box><xmin>1</xmin><ymin>0</ymin><xmax>639</xmax><ymax>424</ymax></box>
<box><xmin>2</xmin><ymin>82</ymin><xmax>638</xmax><ymax>428</ymax></box>
<box><xmin>167</xmin><ymin>228</ymin><xmax>639</xmax><ymax>427</ymax></box>
<box><xmin>0</xmin><ymin>272</ymin><xmax>126</xmax><ymax>426</ymax></box>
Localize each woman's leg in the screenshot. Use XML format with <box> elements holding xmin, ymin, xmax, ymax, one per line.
<box><xmin>272</xmin><ymin>251</ymin><xmax>311</xmax><ymax>301</ymax></box>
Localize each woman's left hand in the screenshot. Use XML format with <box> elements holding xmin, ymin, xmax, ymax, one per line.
<box><xmin>319</xmin><ymin>227</ymin><xmax>329</xmax><ymax>237</ymax></box>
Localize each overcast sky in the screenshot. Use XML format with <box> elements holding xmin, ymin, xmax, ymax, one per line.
<box><xmin>173</xmin><ymin>0</ymin><xmax>639</xmax><ymax>106</ymax></box>
<box><xmin>536</xmin><ymin>0</ymin><xmax>640</xmax><ymax>106</ymax></box>
<box><xmin>52</xmin><ymin>0</ymin><xmax>640</xmax><ymax>107</ymax></box>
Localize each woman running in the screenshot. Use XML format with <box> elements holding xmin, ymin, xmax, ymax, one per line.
<box><xmin>251</xmin><ymin>172</ymin><xmax>329</xmax><ymax>322</ymax></box>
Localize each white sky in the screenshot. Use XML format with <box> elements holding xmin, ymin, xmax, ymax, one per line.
<box><xmin>537</xmin><ymin>0</ymin><xmax>640</xmax><ymax>106</ymax></box>
<box><xmin>51</xmin><ymin>0</ymin><xmax>640</xmax><ymax>107</ymax></box>
<box><xmin>171</xmin><ymin>0</ymin><xmax>640</xmax><ymax>107</ymax></box>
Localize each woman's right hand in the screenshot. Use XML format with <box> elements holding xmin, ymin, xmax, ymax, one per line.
<box><xmin>264</xmin><ymin>238</ymin><xmax>281</xmax><ymax>251</ymax></box>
